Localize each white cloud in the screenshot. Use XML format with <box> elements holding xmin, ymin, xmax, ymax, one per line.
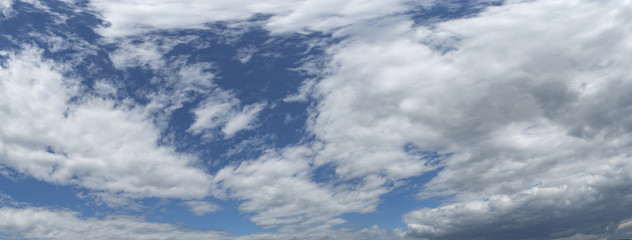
<box><xmin>189</xmin><ymin>91</ymin><xmax>265</xmax><ymax>139</ymax></box>
<box><xmin>109</xmin><ymin>41</ymin><xmax>164</xmax><ymax>70</ymax></box>
<box><xmin>108</xmin><ymin>34</ymin><xmax>199</xmax><ymax>70</ymax></box>
<box><xmin>223</xmin><ymin>134</ymin><xmax>275</xmax><ymax>158</ymax></box>
<box><xmin>212</xmin><ymin>146</ymin><xmax>388</xmax><ymax>230</ymax></box>
<box><xmin>0</xmin><ymin>205</ymin><xmax>405</xmax><ymax>240</ymax></box>
<box><xmin>235</xmin><ymin>46</ymin><xmax>257</xmax><ymax>64</ymax></box>
<box><xmin>28</xmin><ymin>30</ymin><xmax>98</xmax><ymax>55</ymax></box>
<box><xmin>0</xmin><ymin>0</ymin><xmax>11</xmax><ymax>13</ymax></box>
<box><xmin>0</xmin><ymin>47</ymin><xmax>211</xmax><ymax>199</ymax></box>
<box><xmin>222</xmin><ymin>102</ymin><xmax>266</xmax><ymax>138</ymax></box>
<box><xmin>105</xmin><ymin>34</ymin><xmax>267</xmax><ymax>140</ymax></box>
<box><xmin>82</xmin><ymin>0</ymin><xmax>632</xmax><ymax>237</ymax></box>
<box><xmin>233</xmin><ymin>224</ymin><xmax>405</xmax><ymax>240</ymax></box>
<box><xmin>0</xmin><ymin>206</ymin><xmax>228</xmax><ymax>240</ymax></box>
<box><xmin>183</xmin><ymin>200</ymin><xmax>221</xmax><ymax>216</ymax></box>
<box><xmin>6</xmin><ymin>0</ymin><xmax>632</xmax><ymax>238</ymax></box>
<box><xmin>93</xmin><ymin>79</ymin><xmax>118</xmax><ymax>97</ymax></box>
<box><xmin>0</xmin><ymin>0</ymin><xmax>39</xmax><ymax>16</ymax></box>
<box><xmin>286</xmin><ymin>0</ymin><xmax>632</xmax><ymax>238</ymax></box>
<box><xmin>87</xmin><ymin>0</ymin><xmax>413</xmax><ymax>38</ymax></box>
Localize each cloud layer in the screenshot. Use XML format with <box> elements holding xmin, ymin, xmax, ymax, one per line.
<box><xmin>297</xmin><ymin>0</ymin><xmax>632</xmax><ymax>238</ymax></box>
<box><xmin>87</xmin><ymin>0</ymin><xmax>413</xmax><ymax>37</ymax></box>
<box><xmin>2</xmin><ymin>0</ymin><xmax>632</xmax><ymax>239</ymax></box>
<box><xmin>0</xmin><ymin>206</ymin><xmax>228</xmax><ymax>240</ymax></box>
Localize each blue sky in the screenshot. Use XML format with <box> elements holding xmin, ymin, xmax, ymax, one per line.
<box><xmin>2</xmin><ymin>0</ymin><xmax>632</xmax><ymax>239</ymax></box>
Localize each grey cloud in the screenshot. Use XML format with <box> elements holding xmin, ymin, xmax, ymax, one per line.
<box><xmin>268</xmin><ymin>0</ymin><xmax>632</xmax><ymax>239</ymax></box>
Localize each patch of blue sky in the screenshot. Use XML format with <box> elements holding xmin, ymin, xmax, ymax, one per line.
<box><xmin>0</xmin><ymin>3</ymin><xmax>52</xmax><ymax>45</ymax></box>
<box><xmin>0</xmin><ymin>164</ymin><xmax>272</xmax><ymax>236</ymax></box>
<box><xmin>408</xmin><ymin>0</ymin><xmax>506</xmax><ymax>55</ymax></box>
<box><xmin>410</xmin><ymin>0</ymin><xmax>505</xmax><ymax>25</ymax></box>
<box><xmin>0</xmin><ymin>167</ymin><xmax>107</xmax><ymax>217</ymax></box>
<box><xmin>1</xmin><ymin>0</ymin><xmax>320</xmax><ymax>168</ymax></box>
<box><xmin>333</xmin><ymin>145</ymin><xmax>449</xmax><ymax>230</ymax></box>
<box><xmin>3</xmin><ymin>0</ymin><xmax>332</xmax><ymax>165</ymax></box>
<box><xmin>157</xmin><ymin>28</ymin><xmax>327</xmax><ymax>165</ymax></box>
<box><xmin>0</xmin><ymin>0</ymin><xmax>115</xmax><ymax>91</ymax></box>
<box><xmin>1</xmin><ymin>1</ymin><xmax>326</xmax><ymax>233</ymax></box>
<box><xmin>1</xmin><ymin>0</ymin><xmax>98</xmax><ymax>46</ymax></box>
<box><xmin>0</xmin><ymin>171</ymin><xmax>271</xmax><ymax>236</ymax></box>
<box><xmin>339</xmin><ymin>169</ymin><xmax>446</xmax><ymax>231</ymax></box>
<box><xmin>311</xmin><ymin>162</ymin><xmax>338</xmax><ymax>184</ymax></box>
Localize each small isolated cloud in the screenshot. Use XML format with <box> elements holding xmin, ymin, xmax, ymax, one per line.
<box><xmin>189</xmin><ymin>90</ymin><xmax>265</xmax><ymax>139</ymax></box>
<box><xmin>222</xmin><ymin>102</ymin><xmax>266</xmax><ymax>138</ymax></box>
<box><xmin>235</xmin><ymin>46</ymin><xmax>257</xmax><ymax>64</ymax></box>
<box><xmin>109</xmin><ymin>41</ymin><xmax>164</xmax><ymax>70</ymax></box>
<box><xmin>183</xmin><ymin>200</ymin><xmax>221</xmax><ymax>216</ymax></box>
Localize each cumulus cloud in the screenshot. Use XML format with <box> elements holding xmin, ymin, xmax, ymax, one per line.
<box><xmin>80</xmin><ymin>0</ymin><xmax>632</xmax><ymax>238</ymax></box>
<box><xmin>5</xmin><ymin>0</ymin><xmax>632</xmax><ymax>239</ymax></box>
<box><xmin>0</xmin><ymin>47</ymin><xmax>211</xmax><ymax>199</ymax></box>
<box><xmin>285</xmin><ymin>0</ymin><xmax>632</xmax><ymax>238</ymax></box>
<box><xmin>212</xmin><ymin>146</ymin><xmax>389</xmax><ymax>230</ymax></box>
<box><xmin>183</xmin><ymin>200</ymin><xmax>221</xmax><ymax>216</ymax></box>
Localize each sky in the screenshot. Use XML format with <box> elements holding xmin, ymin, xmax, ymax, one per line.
<box><xmin>1</xmin><ymin>0</ymin><xmax>632</xmax><ymax>239</ymax></box>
